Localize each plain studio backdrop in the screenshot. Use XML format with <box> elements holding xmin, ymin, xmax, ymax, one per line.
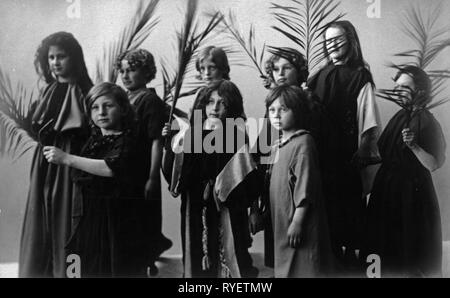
<box><xmin>1</xmin><ymin>0</ymin><xmax>450</xmax><ymax>264</ymax></box>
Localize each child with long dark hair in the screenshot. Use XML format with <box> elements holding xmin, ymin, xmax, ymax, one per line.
<box><xmin>19</xmin><ymin>31</ymin><xmax>93</xmax><ymax>277</ymax></box>
<box><xmin>307</xmin><ymin>21</ymin><xmax>382</xmax><ymax>270</ymax></box>
<box><xmin>363</xmin><ymin>66</ymin><xmax>446</xmax><ymax>277</ymax></box>
<box><xmin>163</xmin><ymin>79</ymin><xmax>258</xmax><ymax>278</ymax></box>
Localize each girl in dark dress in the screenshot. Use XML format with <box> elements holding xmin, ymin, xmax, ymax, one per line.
<box><xmin>364</xmin><ymin>66</ymin><xmax>446</xmax><ymax>277</ymax></box>
<box><xmin>116</xmin><ymin>49</ymin><xmax>170</xmax><ymax>275</ymax></box>
<box><xmin>307</xmin><ymin>21</ymin><xmax>381</xmax><ymax>269</ymax></box>
<box><xmin>19</xmin><ymin>32</ymin><xmax>93</xmax><ymax>278</ymax></box>
<box><xmin>43</xmin><ymin>82</ymin><xmax>141</xmax><ymax>277</ymax></box>
<box><xmin>163</xmin><ymin>79</ymin><xmax>257</xmax><ymax>278</ymax></box>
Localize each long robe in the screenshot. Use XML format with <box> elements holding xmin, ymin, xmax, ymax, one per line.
<box><xmin>268</xmin><ymin>130</ymin><xmax>334</xmax><ymax>277</ymax></box>
<box><xmin>176</xmin><ymin>126</ymin><xmax>257</xmax><ymax>278</ymax></box>
<box><xmin>308</xmin><ymin>64</ymin><xmax>381</xmax><ymax>253</ymax></box>
<box><xmin>19</xmin><ymin>82</ymin><xmax>89</xmax><ymax>278</ymax></box>
<box><xmin>127</xmin><ymin>88</ymin><xmax>166</xmax><ymax>268</ymax></box>
<box><xmin>67</xmin><ymin>131</ymin><xmax>139</xmax><ymax>277</ymax></box>
<box><xmin>363</xmin><ymin>109</ymin><xmax>446</xmax><ymax>277</ymax></box>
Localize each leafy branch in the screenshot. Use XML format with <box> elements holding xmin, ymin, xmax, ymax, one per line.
<box><xmin>0</xmin><ymin>66</ymin><xmax>36</xmax><ymax>160</ymax></box>
<box><xmin>94</xmin><ymin>0</ymin><xmax>160</xmax><ymax>83</ymax></box>
<box><xmin>380</xmin><ymin>2</ymin><xmax>450</xmax><ymax>111</ymax></box>
<box><xmin>270</xmin><ymin>0</ymin><xmax>345</xmax><ymax>74</ymax></box>
<box><xmin>161</xmin><ymin>0</ymin><xmax>224</xmax><ymax>121</ymax></box>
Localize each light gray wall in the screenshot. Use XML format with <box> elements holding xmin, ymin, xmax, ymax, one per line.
<box><xmin>1</xmin><ymin>0</ymin><xmax>449</xmax><ymax>262</ymax></box>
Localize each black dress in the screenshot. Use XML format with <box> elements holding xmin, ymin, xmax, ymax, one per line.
<box><xmin>178</xmin><ymin>127</ymin><xmax>257</xmax><ymax>278</ymax></box>
<box><xmin>364</xmin><ymin>109</ymin><xmax>446</xmax><ymax>277</ymax></box>
<box><xmin>67</xmin><ymin>131</ymin><xmax>141</xmax><ymax>277</ymax></box>
<box><xmin>308</xmin><ymin>64</ymin><xmax>375</xmax><ymax>254</ymax></box>
<box><xmin>127</xmin><ymin>88</ymin><xmax>167</xmax><ymax>268</ymax></box>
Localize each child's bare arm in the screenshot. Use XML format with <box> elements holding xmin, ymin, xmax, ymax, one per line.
<box><xmin>145</xmin><ymin>138</ymin><xmax>163</xmax><ymax>199</ymax></box>
<box><xmin>287</xmin><ymin>206</ymin><xmax>308</xmax><ymax>248</ymax></box>
<box><xmin>402</xmin><ymin>128</ymin><xmax>439</xmax><ymax>172</ymax></box>
<box><xmin>43</xmin><ymin>146</ymin><xmax>113</xmax><ymax>177</ymax></box>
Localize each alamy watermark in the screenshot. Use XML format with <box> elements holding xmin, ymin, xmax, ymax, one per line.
<box><xmin>169</xmin><ymin>110</ymin><xmax>280</xmax><ymax>164</ymax></box>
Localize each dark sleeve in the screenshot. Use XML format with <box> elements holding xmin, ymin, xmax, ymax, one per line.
<box><xmin>142</xmin><ymin>94</ymin><xmax>166</xmax><ymax>140</ymax></box>
<box><xmin>347</xmin><ymin>67</ymin><xmax>374</xmax><ymax>96</ymax></box>
<box><xmin>104</xmin><ymin>134</ymin><xmax>136</xmax><ymax>179</ymax></box>
<box><xmin>420</xmin><ymin>113</ymin><xmax>446</xmax><ymax>168</ymax></box>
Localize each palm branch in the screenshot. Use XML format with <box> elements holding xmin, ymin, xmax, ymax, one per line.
<box><xmin>161</xmin><ymin>0</ymin><xmax>224</xmax><ymax>121</ymax></box>
<box><xmin>270</xmin><ymin>0</ymin><xmax>345</xmax><ymax>75</ymax></box>
<box><xmin>379</xmin><ymin>1</ymin><xmax>450</xmax><ymax>111</ymax></box>
<box><xmin>0</xmin><ymin>66</ymin><xmax>36</xmax><ymax>160</ymax></box>
<box><xmin>218</xmin><ymin>10</ymin><xmax>267</xmax><ymax>78</ymax></box>
<box><xmin>94</xmin><ymin>0</ymin><xmax>160</xmax><ymax>83</ymax></box>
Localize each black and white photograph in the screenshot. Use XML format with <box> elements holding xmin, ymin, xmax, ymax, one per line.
<box><xmin>0</xmin><ymin>0</ymin><xmax>449</xmax><ymax>285</ymax></box>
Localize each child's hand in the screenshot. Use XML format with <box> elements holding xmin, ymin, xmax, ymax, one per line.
<box><xmin>249</xmin><ymin>209</ymin><xmax>264</xmax><ymax>235</ymax></box>
<box><xmin>43</xmin><ymin>146</ymin><xmax>69</xmax><ymax>165</ymax></box>
<box><xmin>402</xmin><ymin>128</ymin><xmax>417</xmax><ymax>149</ymax></box>
<box><xmin>260</xmin><ymin>75</ymin><xmax>272</xmax><ymax>89</ymax></box>
<box><xmin>287</xmin><ymin>221</ymin><xmax>303</xmax><ymax>248</ymax></box>
<box><xmin>162</xmin><ymin>122</ymin><xmax>171</xmax><ymax>137</ymax></box>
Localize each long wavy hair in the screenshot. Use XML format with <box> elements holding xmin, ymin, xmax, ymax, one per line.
<box><xmin>194</xmin><ymin>79</ymin><xmax>245</xmax><ymax>123</ymax></box>
<box><xmin>34</xmin><ymin>31</ymin><xmax>93</xmax><ymax>94</ymax></box>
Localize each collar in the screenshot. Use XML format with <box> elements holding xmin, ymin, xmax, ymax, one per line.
<box><xmin>275</xmin><ymin>129</ymin><xmax>310</xmax><ymax>148</ymax></box>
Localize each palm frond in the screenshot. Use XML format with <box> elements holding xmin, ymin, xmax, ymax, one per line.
<box><xmin>219</xmin><ymin>10</ymin><xmax>267</xmax><ymax>77</ymax></box>
<box><xmin>162</xmin><ymin>0</ymin><xmax>224</xmax><ymax>121</ymax></box>
<box><xmin>0</xmin><ymin>66</ymin><xmax>37</xmax><ymax>160</ymax></box>
<box><xmin>388</xmin><ymin>1</ymin><xmax>450</xmax><ymax>110</ymax></box>
<box><xmin>94</xmin><ymin>0</ymin><xmax>160</xmax><ymax>83</ymax></box>
<box><xmin>395</xmin><ymin>3</ymin><xmax>450</xmax><ymax>70</ymax></box>
<box><xmin>270</xmin><ymin>0</ymin><xmax>345</xmax><ymax>74</ymax></box>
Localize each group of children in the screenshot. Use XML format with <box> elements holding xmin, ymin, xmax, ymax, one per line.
<box><xmin>18</xmin><ymin>19</ymin><xmax>446</xmax><ymax>278</ymax></box>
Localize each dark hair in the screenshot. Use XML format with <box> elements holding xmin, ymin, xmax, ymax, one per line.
<box><xmin>115</xmin><ymin>49</ymin><xmax>157</xmax><ymax>83</ymax></box>
<box><xmin>265</xmin><ymin>85</ymin><xmax>313</xmax><ymax>130</ymax></box>
<box><xmin>195</xmin><ymin>80</ymin><xmax>245</xmax><ymax>121</ymax></box>
<box><xmin>323</xmin><ymin>20</ymin><xmax>368</xmax><ymax>69</ymax></box>
<box><xmin>394</xmin><ymin>65</ymin><xmax>432</xmax><ymax>108</ymax></box>
<box><xmin>85</xmin><ymin>82</ymin><xmax>136</xmax><ymax>132</ymax></box>
<box><xmin>265</xmin><ymin>47</ymin><xmax>309</xmax><ymax>86</ymax></box>
<box><xmin>195</xmin><ymin>46</ymin><xmax>230</xmax><ymax>80</ymax></box>
<box><xmin>34</xmin><ymin>31</ymin><xmax>93</xmax><ymax>94</ymax></box>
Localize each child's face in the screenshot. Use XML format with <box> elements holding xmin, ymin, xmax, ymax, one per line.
<box><xmin>199</xmin><ymin>57</ymin><xmax>223</xmax><ymax>82</ymax></box>
<box><xmin>48</xmin><ymin>45</ymin><xmax>73</xmax><ymax>82</ymax></box>
<box><xmin>90</xmin><ymin>95</ymin><xmax>123</xmax><ymax>135</ymax></box>
<box><xmin>394</xmin><ymin>73</ymin><xmax>416</xmax><ymax>106</ymax></box>
<box><xmin>325</xmin><ymin>27</ymin><xmax>349</xmax><ymax>64</ymax></box>
<box><xmin>119</xmin><ymin>60</ymin><xmax>148</xmax><ymax>91</ymax></box>
<box><xmin>268</xmin><ymin>98</ymin><xmax>296</xmax><ymax>132</ymax></box>
<box><xmin>205</xmin><ymin>90</ymin><xmax>227</xmax><ymax>121</ymax></box>
<box><xmin>272</xmin><ymin>58</ymin><xmax>299</xmax><ymax>87</ymax></box>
